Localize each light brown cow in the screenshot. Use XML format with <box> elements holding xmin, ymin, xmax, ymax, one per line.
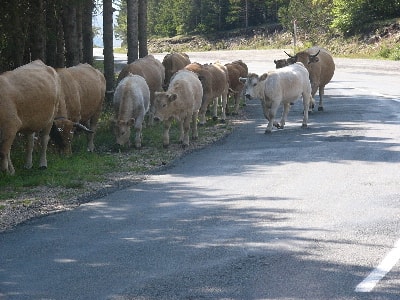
<box><xmin>284</xmin><ymin>47</ymin><xmax>335</xmax><ymax>111</ymax></box>
<box><xmin>154</xmin><ymin>69</ymin><xmax>203</xmax><ymax>148</ymax></box>
<box><xmin>113</xmin><ymin>74</ymin><xmax>150</xmax><ymax>149</ymax></box>
<box><xmin>184</xmin><ymin>62</ymin><xmax>229</xmax><ymax>124</ymax></box>
<box><xmin>162</xmin><ymin>52</ymin><xmax>191</xmax><ymax>89</ymax></box>
<box><xmin>52</xmin><ymin>64</ymin><xmax>105</xmax><ymax>153</ymax></box>
<box><xmin>225</xmin><ymin>60</ymin><xmax>248</xmax><ymax>115</ymax></box>
<box><xmin>118</xmin><ymin>55</ymin><xmax>165</xmax><ymax>125</ymax></box>
<box><xmin>0</xmin><ymin>60</ymin><xmax>61</xmax><ymax>175</ymax></box>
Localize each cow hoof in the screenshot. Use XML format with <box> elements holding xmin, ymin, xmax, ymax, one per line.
<box><xmin>220</xmin><ymin>119</ymin><xmax>226</xmax><ymax>124</ymax></box>
<box><xmin>264</xmin><ymin>130</ymin><xmax>272</xmax><ymax>134</ymax></box>
<box><xmin>212</xmin><ymin>116</ymin><xmax>218</xmax><ymax>121</ymax></box>
<box><xmin>318</xmin><ymin>106</ymin><xmax>324</xmax><ymax>111</ymax></box>
<box><xmin>301</xmin><ymin>124</ymin><xmax>308</xmax><ymax>129</ymax></box>
<box><xmin>181</xmin><ymin>144</ymin><xmax>188</xmax><ymax>149</ymax></box>
<box><xmin>163</xmin><ymin>144</ymin><xmax>169</xmax><ymax>149</ymax></box>
<box><xmin>198</xmin><ymin>122</ymin><xmax>205</xmax><ymax>127</ymax></box>
<box><xmin>39</xmin><ymin>166</ymin><xmax>47</xmax><ymax>170</ymax></box>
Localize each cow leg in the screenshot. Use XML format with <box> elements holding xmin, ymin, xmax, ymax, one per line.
<box><xmin>212</xmin><ymin>97</ymin><xmax>219</xmax><ymax>121</ymax></box>
<box><xmin>182</xmin><ymin>116</ymin><xmax>191</xmax><ymax>148</ymax></box>
<box><xmin>134</xmin><ymin>124</ymin><xmax>143</xmax><ymax>149</ymax></box>
<box><xmin>38</xmin><ymin>130</ymin><xmax>51</xmax><ymax>170</ymax></box>
<box><xmin>301</xmin><ymin>93</ymin><xmax>312</xmax><ymax>128</ymax></box>
<box><xmin>192</xmin><ymin>111</ymin><xmax>199</xmax><ymax>140</ymax></box>
<box><xmin>279</xmin><ymin>103</ymin><xmax>291</xmax><ymax>129</ymax></box>
<box><xmin>24</xmin><ymin>133</ymin><xmax>35</xmax><ymax>170</ymax></box>
<box><xmin>265</xmin><ymin>102</ymin><xmax>279</xmax><ymax>133</ymax></box>
<box><xmin>198</xmin><ymin>98</ymin><xmax>208</xmax><ymax>125</ymax></box>
<box><xmin>318</xmin><ymin>85</ymin><xmax>324</xmax><ymax>111</ymax></box>
<box><xmin>220</xmin><ymin>91</ymin><xmax>227</xmax><ymax>123</ymax></box>
<box><xmin>162</xmin><ymin>119</ymin><xmax>172</xmax><ymax>148</ymax></box>
<box><xmin>1</xmin><ymin>144</ymin><xmax>15</xmax><ymax>175</ymax></box>
<box><xmin>233</xmin><ymin>91</ymin><xmax>241</xmax><ymax>115</ymax></box>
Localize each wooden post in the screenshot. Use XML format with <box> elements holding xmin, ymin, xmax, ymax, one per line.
<box><xmin>293</xmin><ymin>19</ymin><xmax>297</xmax><ymax>52</ymax></box>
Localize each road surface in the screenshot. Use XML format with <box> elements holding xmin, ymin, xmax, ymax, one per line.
<box><xmin>1</xmin><ymin>50</ymin><xmax>400</xmax><ymax>299</ymax></box>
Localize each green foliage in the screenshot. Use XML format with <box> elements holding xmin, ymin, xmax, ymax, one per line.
<box><xmin>331</xmin><ymin>0</ymin><xmax>400</xmax><ymax>34</ymax></box>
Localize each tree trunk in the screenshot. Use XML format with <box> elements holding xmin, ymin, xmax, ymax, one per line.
<box><xmin>62</xmin><ymin>1</ymin><xmax>80</xmax><ymax>66</ymax></box>
<box><xmin>127</xmin><ymin>0</ymin><xmax>139</xmax><ymax>63</ymax></box>
<box><xmin>46</xmin><ymin>0</ymin><xmax>58</xmax><ymax>67</ymax></box>
<box><xmin>82</xmin><ymin>0</ymin><xmax>94</xmax><ymax>65</ymax></box>
<box><xmin>103</xmin><ymin>0</ymin><xmax>115</xmax><ymax>101</ymax></box>
<box><xmin>29</xmin><ymin>0</ymin><xmax>46</xmax><ymax>62</ymax></box>
<box><xmin>138</xmin><ymin>0</ymin><xmax>148</xmax><ymax>58</ymax></box>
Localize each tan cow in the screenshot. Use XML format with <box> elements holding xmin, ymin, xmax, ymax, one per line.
<box><xmin>283</xmin><ymin>47</ymin><xmax>335</xmax><ymax>111</ymax></box>
<box><xmin>118</xmin><ymin>55</ymin><xmax>165</xmax><ymax>125</ymax></box>
<box><xmin>162</xmin><ymin>52</ymin><xmax>191</xmax><ymax>89</ymax></box>
<box><xmin>240</xmin><ymin>62</ymin><xmax>314</xmax><ymax>133</ymax></box>
<box><xmin>154</xmin><ymin>69</ymin><xmax>203</xmax><ymax>148</ymax></box>
<box><xmin>0</xmin><ymin>60</ymin><xmax>61</xmax><ymax>175</ymax></box>
<box><xmin>185</xmin><ymin>62</ymin><xmax>229</xmax><ymax>124</ymax></box>
<box><xmin>52</xmin><ymin>64</ymin><xmax>105</xmax><ymax>153</ymax></box>
<box><xmin>113</xmin><ymin>74</ymin><xmax>150</xmax><ymax>149</ymax></box>
<box><xmin>225</xmin><ymin>60</ymin><xmax>248</xmax><ymax>115</ymax></box>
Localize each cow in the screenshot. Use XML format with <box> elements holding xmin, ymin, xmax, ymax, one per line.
<box><xmin>52</xmin><ymin>64</ymin><xmax>105</xmax><ymax>153</ymax></box>
<box><xmin>240</xmin><ymin>62</ymin><xmax>314</xmax><ymax>134</ymax></box>
<box><xmin>283</xmin><ymin>47</ymin><xmax>335</xmax><ymax>111</ymax></box>
<box><xmin>225</xmin><ymin>60</ymin><xmax>248</xmax><ymax>115</ymax></box>
<box><xmin>118</xmin><ymin>55</ymin><xmax>165</xmax><ymax>125</ymax></box>
<box><xmin>0</xmin><ymin>60</ymin><xmax>61</xmax><ymax>175</ymax></box>
<box><xmin>113</xmin><ymin>74</ymin><xmax>150</xmax><ymax>149</ymax></box>
<box><xmin>185</xmin><ymin>62</ymin><xmax>229</xmax><ymax>124</ymax></box>
<box><xmin>162</xmin><ymin>52</ymin><xmax>191</xmax><ymax>89</ymax></box>
<box><xmin>153</xmin><ymin>69</ymin><xmax>203</xmax><ymax>148</ymax></box>
<box><xmin>273</xmin><ymin>58</ymin><xmax>289</xmax><ymax>69</ymax></box>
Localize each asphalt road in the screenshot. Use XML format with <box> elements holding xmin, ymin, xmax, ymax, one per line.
<box><xmin>1</xmin><ymin>50</ymin><xmax>400</xmax><ymax>299</ymax></box>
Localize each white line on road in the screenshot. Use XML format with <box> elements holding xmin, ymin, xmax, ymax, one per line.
<box><xmin>355</xmin><ymin>238</ymin><xmax>400</xmax><ymax>293</ymax></box>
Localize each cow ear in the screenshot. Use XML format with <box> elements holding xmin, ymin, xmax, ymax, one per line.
<box><xmin>168</xmin><ymin>93</ymin><xmax>178</xmax><ymax>102</ymax></box>
<box><xmin>259</xmin><ymin>73</ymin><xmax>268</xmax><ymax>81</ymax></box>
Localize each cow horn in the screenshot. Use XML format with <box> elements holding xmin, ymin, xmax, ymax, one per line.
<box><xmin>73</xmin><ymin>123</ymin><xmax>93</xmax><ymax>133</ymax></box>
<box><xmin>310</xmin><ymin>50</ymin><xmax>321</xmax><ymax>58</ymax></box>
<box><xmin>284</xmin><ymin>51</ymin><xmax>295</xmax><ymax>58</ymax></box>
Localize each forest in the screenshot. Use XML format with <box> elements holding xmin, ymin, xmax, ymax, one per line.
<box><xmin>1</xmin><ymin>0</ymin><xmax>400</xmax><ymax>74</ymax></box>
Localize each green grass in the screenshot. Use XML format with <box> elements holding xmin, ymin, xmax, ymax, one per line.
<box><xmin>0</xmin><ymin>106</ymin><xmax>232</xmax><ymax>202</ymax></box>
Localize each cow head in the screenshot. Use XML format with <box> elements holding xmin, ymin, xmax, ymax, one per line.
<box><xmin>285</xmin><ymin>50</ymin><xmax>320</xmax><ymax>65</ymax></box>
<box><xmin>274</xmin><ymin>59</ymin><xmax>289</xmax><ymax>69</ymax></box>
<box><xmin>153</xmin><ymin>91</ymin><xmax>178</xmax><ymax>122</ymax></box>
<box><xmin>51</xmin><ymin>118</ymin><xmax>93</xmax><ymax>154</ymax></box>
<box><xmin>113</xmin><ymin>118</ymin><xmax>135</xmax><ymax>147</ymax></box>
<box><xmin>240</xmin><ymin>73</ymin><xmax>266</xmax><ymax>100</ymax></box>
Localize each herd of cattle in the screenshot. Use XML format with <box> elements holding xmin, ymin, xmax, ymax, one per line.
<box><xmin>0</xmin><ymin>46</ymin><xmax>335</xmax><ymax>175</ymax></box>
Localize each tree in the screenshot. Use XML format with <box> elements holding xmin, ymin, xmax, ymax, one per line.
<box><xmin>127</xmin><ymin>0</ymin><xmax>139</xmax><ymax>63</ymax></box>
<box><xmin>103</xmin><ymin>0</ymin><xmax>115</xmax><ymax>101</ymax></box>
<box><xmin>138</xmin><ymin>0</ymin><xmax>148</xmax><ymax>57</ymax></box>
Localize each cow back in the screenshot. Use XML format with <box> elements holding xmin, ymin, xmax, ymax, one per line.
<box><xmin>0</xmin><ymin>60</ymin><xmax>60</xmax><ymax>133</ymax></box>
<box><xmin>162</xmin><ymin>52</ymin><xmax>191</xmax><ymax>87</ymax></box>
<box><xmin>67</xmin><ymin>64</ymin><xmax>105</xmax><ymax>124</ymax></box>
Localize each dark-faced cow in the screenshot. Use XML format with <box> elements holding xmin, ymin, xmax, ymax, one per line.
<box><xmin>52</xmin><ymin>64</ymin><xmax>105</xmax><ymax>153</ymax></box>
<box><xmin>113</xmin><ymin>74</ymin><xmax>150</xmax><ymax>149</ymax></box>
<box><xmin>0</xmin><ymin>60</ymin><xmax>61</xmax><ymax>175</ymax></box>
<box><xmin>283</xmin><ymin>47</ymin><xmax>335</xmax><ymax>111</ymax></box>
<box><xmin>225</xmin><ymin>60</ymin><xmax>248</xmax><ymax>115</ymax></box>
<box><xmin>162</xmin><ymin>52</ymin><xmax>191</xmax><ymax>89</ymax></box>
<box><xmin>154</xmin><ymin>69</ymin><xmax>203</xmax><ymax>148</ymax></box>
<box><xmin>240</xmin><ymin>62</ymin><xmax>314</xmax><ymax>134</ymax></box>
<box><xmin>185</xmin><ymin>62</ymin><xmax>229</xmax><ymax>124</ymax></box>
<box><xmin>118</xmin><ymin>55</ymin><xmax>165</xmax><ymax>125</ymax></box>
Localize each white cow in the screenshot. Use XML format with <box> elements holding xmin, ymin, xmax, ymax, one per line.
<box><xmin>240</xmin><ymin>62</ymin><xmax>314</xmax><ymax>133</ymax></box>
<box><xmin>113</xmin><ymin>74</ymin><xmax>150</xmax><ymax>149</ymax></box>
<box><xmin>154</xmin><ymin>69</ymin><xmax>203</xmax><ymax>148</ymax></box>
